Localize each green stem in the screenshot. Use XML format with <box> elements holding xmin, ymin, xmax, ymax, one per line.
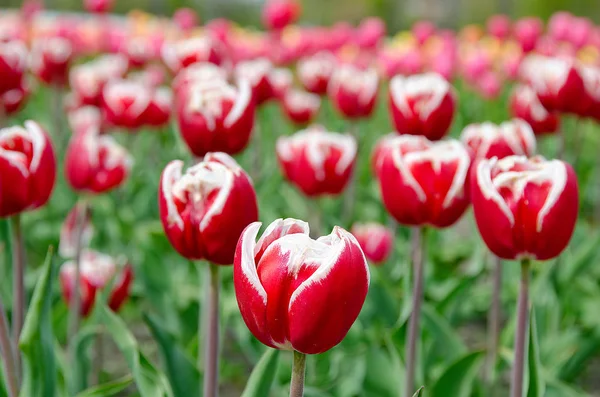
<box><xmin>0</xmin><ymin>299</ymin><xmax>19</xmax><ymax>397</ymax></box>
<box><xmin>289</xmin><ymin>350</ymin><xmax>307</xmax><ymax>397</ymax></box>
<box><xmin>10</xmin><ymin>214</ymin><xmax>24</xmax><ymax>380</ymax></box>
<box><xmin>202</xmin><ymin>263</ymin><xmax>220</xmax><ymax>397</ymax></box>
<box><xmin>484</xmin><ymin>254</ymin><xmax>503</xmax><ymax>387</ymax></box>
<box><xmin>510</xmin><ymin>258</ymin><xmax>531</xmax><ymax>397</ymax></box>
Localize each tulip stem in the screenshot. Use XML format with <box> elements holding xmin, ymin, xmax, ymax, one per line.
<box><xmin>203</xmin><ymin>263</ymin><xmax>220</xmax><ymax>397</ymax></box>
<box><xmin>289</xmin><ymin>350</ymin><xmax>306</xmax><ymax>397</ymax></box>
<box><xmin>405</xmin><ymin>226</ymin><xmax>425</xmax><ymax>397</ymax></box>
<box><xmin>510</xmin><ymin>258</ymin><xmax>531</xmax><ymax>397</ymax></box>
<box><xmin>0</xmin><ymin>299</ymin><xmax>19</xmax><ymax>397</ymax></box>
<box><xmin>484</xmin><ymin>255</ymin><xmax>503</xmax><ymax>387</ymax></box>
<box><xmin>342</xmin><ymin>122</ymin><xmax>359</xmax><ymax>226</ymax></box>
<box><xmin>10</xmin><ymin>214</ymin><xmax>25</xmax><ymax>380</ymax></box>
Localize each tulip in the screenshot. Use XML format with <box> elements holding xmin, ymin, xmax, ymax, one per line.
<box><xmin>412</xmin><ymin>21</ymin><xmax>436</xmax><ymax>45</ymax></box>
<box><xmin>350</xmin><ymin>222</ymin><xmax>393</xmax><ymax>265</ymax></box>
<box><xmin>297</xmin><ymin>51</ymin><xmax>336</xmax><ymax>95</ymax></box>
<box><xmin>234</xmin><ymin>58</ymin><xmax>275</xmax><ymax>106</ymax></box>
<box><xmin>389</xmin><ymin>73</ymin><xmax>456</xmax><ymax>140</ymax></box>
<box><xmin>120</xmin><ymin>36</ymin><xmax>153</xmax><ymax>69</ymax></box>
<box><xmin>354</xmin><ymin>17</ymin><xmax>386</xmax><ymax>50</ymax></box>
<box><xmin>461</xmin><ymin>119</ymin><xmax>536</xmax><ymax>161</ymax></box>
<box><xmin>328</xmin><ymin>64</ymin><xmax>378</xmax><ymax>120</ymax></box>
<box><xmin>129</xmin><ymin>64</ymin><xmax>167</xmax><ymax>88</ymax></box>
<box><xmin>269</xmin><ymin>67</ymin><xmax>293</xmax><ymax>99</ymax></box>
<box><xmin>30</xmin><ymin>37</ymin><xmax>73</xmax><ymax>87</ymax></box>
<box><xmin>476</xmin><ymin>71</ymin><xmax>502</xmax><ymax>100</ymax></box>
<box><xmin>144</xmin><ymin>87</ymin><xmax>173</xmax><ymax>128</ymax></box>
<box><xmin>281</xmin><ymin>89</ymin><xmax>321</xmax><ymax>125</ymax></box>
<box><xmin>509</xmin><ymin>85</ymin><xmax>560</xmax><ymax>135</ymax></box>
<box><xmin>0</xmin><ymin>40</ymin><xmax>27</xmax><ymax>96</ymax></box>
<box><xmin>234</xmin><ymin>218</ymin><xmax>369</xmax><ymax>394</ymax></box>
<box><xmin>176</xmin><ymin>78</ymin><xmax>255</xmax><ymax>157</ymax></box>
<box><xmin>65</xmin><ymin>126</ymin><xmax>133</xmax><ymax>194</ymax></box>
<box><xmin>487</xmin><ymin>14</ymin><xmax>512</xmax><ymax>40</ymax></box>
<box><xmin>0</xmin><ymin>84</ymin><xmax>29</xmax><ymax>117</ymax></box>
<box><xmin>579</xmin><ymin>65</ymin><xmax>600</xmax><ymax>121</ymax></box>
<box><xmin>70</xmin><ymin>55</ymin><xmax>129</xmax><ymax>107</ymax></box>
<box><xmin>548</xmin><ymin>11</ymin><xmax>572</xmax><ymax>42</ymax></box>
<box><xmin>276</xmin><ymin>126</ymin><xmax>357</xmax><ymax>197</ymax></box>
<box><xmin>567</xmin><ymin>17</ymin><xmax>593</xmax><ymax>49</ymax></box>
<box><xmin>173</xmin><ymin>8</ymin><xmax>199</xmax><ymax>33</ymax></box>
<box><xmin>102</xmin><ymin>79</ymin><xmax>153</xmax><ymax>130</ymax></box>
<box><xmin>68</xmin><ymin>105</ymin><xmax>103</xmax><ymax>136</ymax></box>
<box><xmin>162</xmin><ymin>36</ymin><xmax>226</xmax><ymax>74</ymax></box>
<box><xmin>172</xmin><ymin>62</ymin><xmax>228</xmax><ymax>99</ymax></box>
<box><xmin>59</xmin><ymin>202</ymin><xmax>93</xmax><ymax>259</ymax></box>
<box><xmin>513</xmin><ymin>17</ymin><xmax>543</xmax><ymax>53</ymax></box>
<box><xmin>84</xmin><ymin>0</ymin><xmax>113</xmax><ymax>13</ymax></box>
<box><xmin>262</xmin><ymin>0</ymin><xmax>301</xmax><ymax>31</ymax></box>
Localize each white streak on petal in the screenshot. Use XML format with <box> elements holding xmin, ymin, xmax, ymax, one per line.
<box><xmin>240</xmin><ymin>222</ymin><xmax>267</xmax><ymax>303</ymax></box>
<box><xmin>162</xmin><ymin>161</ymin><xmax>185</xmax><ymax>229</ymax></box>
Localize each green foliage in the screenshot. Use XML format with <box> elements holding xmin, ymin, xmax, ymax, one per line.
<box><xmin>240</xmin><ymin>349</ymin><xmax>280</xmax><ymax>397</ymax></box>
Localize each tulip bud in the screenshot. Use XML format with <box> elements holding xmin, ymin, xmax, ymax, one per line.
<box><xmin>173</xmin><ymin>8</ymin><xmax>199</xmax><ymax>34</ymax></box>
<box><xmin>276</xmin><ymin>126</ymin><xmax>357</xmax><ymax>197</ymax></box>
<box><xmin>159</xmin><ymin>152</ymin><xmax>259</xmax><ymax>264</ymax></box>
<box><xmin>461</xmin><ymin>119</ymin><xmax>536</xmax><ymax>161</ymax></box>
<box><xmin>350</xmin><ymin>222</ymin><xmax>393</xmax><ymax>265</ymax></box>
<box><xmin>176</xmin><ymin>79</ymin><xmax>255</xmax><ymax>157</ymax></box>
<box><xmin>162</xmin><ymin>37</ymin><xmax>226</xmax><ymax>74</ymax></box>
<box><xmin>262</xmin><ymin>0</ymin><xmax>301</xmax><ymax>31</ymax></box>
<box><xmin>120</xmin><ymin>37</ymin><xmax>153</xmax><ymax>69</ymax></box>
<box><xmin>487</xmin><ymin>14</ymin><xmax>511</xmax><ymax>40</ymax></box>
<box><xmin>328</xmin><ymin>64</ymin><xmax>378</xmax><ymax>120</ymax></box>
<box><xmin>0</xmin><ymin>121</ymin><xmax>56</xmax><ymax>217</ymax></box>
<box><xmin>354</xmin><ymin>17</ymin><xmax>386</xmax><ymax>50</ymax></box>
<box><xmin>233</xmin><ymin>218</ymin><xmax>369</xmax><ymax>354</ymax></box>
<box><xmin>375</xmin><ymin>135</ymin><xmax>470</xmax><ymax>227</ymax></box>
<box><xmin>548</xmin><ymin>12</ymin><xmax>572</xmax><ymax>42</ymax></box>
<box><xmin>65</xmin><ymin>126</ymin><xmax>133</xmax><ymax>194</ymax></box>
<box><xmin>102</xmin><ymin>79</ymin><xmax>153</xmax><ymax>130</ymax></box>
<box><xmin>234</xmin><ymin>58</ymin><xmax>275</xmax><ymax>105</ymax></box>
<box><xmin>84</xmin><ymin>0</ymin><xmax>113</xmax><ymax>13</ymax></box>
<box><xmin>472</xmin><ymin>156</ymin><xmax>578</xmax><ymax>260</ymax></box>
<box><xmin>513</xmin><ymin>17</ymin><xmax>543</xmax><ymax>53</ymax></box>
<box><xmin>30</xmin><ymin>37</ymin><xmax>73</xmax><ymax>87</ymax></box>
<box><xmin>412</xmin><ymin>21</ymin><xmax>436</xmax><ymax>45</ymax></box>
<box><xmin>281</xmin><ymin>90</ymin><xmax>320</xmax><ymax>125</ymax></box>
<box><xmin>1</xmin><ymin>84</ymin><xmax>29</xmax><ymax>116</ymax></box>
<box><xmin>59</xmin><ymin>203</ymin><xmax>93</xmax><ymax>258</ymax></box>
<box><xmin>70</xmin><ymin>55</ymin><xmax>129</xmax><ymax>107</ymax></box>
<box><xmin>389</xmin><ymin>73</ymin><xmax>456</xmax><ymax>140</ymax></box>
<box><xmin>0</xmin><ymin>41</ymin><xmax>27</xmax><ymax>95</ymax></box>
<box><xmin>509</xmin><ymin>85</ymin><xmax>560</xmax><ymax>135</ymax></box>
<box><xmin>297</xmin><ymin>51</ymin><xmax>336</xmax><ymax>95</ymax></box>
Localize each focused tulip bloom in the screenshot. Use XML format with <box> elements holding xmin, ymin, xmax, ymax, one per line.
<box><xmin>262</xmin><ymin>0</ymin><xmax>301</xmax><ymax>31</ymax></box>
<box><xmin>30</xmin><ymin>37</ymin><xmax>73</xmax><ymax>86</ymax></box>
<box><xmin>509</xmin><ymin>85</ymin><xmax>560</xmax><ymax>135</ymax></box>
<box><xmin>350</xmin><ymin>222</ymin><xmax>393</xmax><ymax>265</ymax></box>
<box><xmin>233</xmin><ymin>218</ymin><xmax>369</xmax><ymax>354</ymax></box>
<box><xmin>297</xmin><ymin>51</ymin><xmax>336</xmax><ymax>95</ymax></box>
<box><xmin>389</xmin><ymin>73</ymin><xmax>456</xmax><ymax>140</ymax></box>
<box><xmin>162</xmin><ymin>36</ymin><xmax>226</xmax><ymax>74</ymax></box>
<box><xmin>0</xmin><ymin>121</ymin><xmax>56</xmax><ymax>217</ymax></box>
<box><xmin>328</xmin><ymin>64</ymin><xmax>378</xmax><ymax>119</ymax></box>
<box><xmin>60</xmin><ymin>250</ymin><xmax>133</xmax><ymax>316</ymax></box>
<box><xmin>159</xmin><ymin>152</ymin><xmax>258</xmax><ymax>264</ymax></box>
<box><xmin>65</xmin><ymin>126</ymin><xmax>133</xmax><ymax>194</ymax></box>
<box><xmin>176</xmin><ymin>78</ymin><xmax>254</xmax><ymax>157</ymax></box>
<box><xmin>234</xmin><ymin>58</ymin><xmax>274</xmax><ymax>105</ymax></box>
<box><xmin>102</xmin><ymin>79</ymin><xmax>153</xmax><ymax>130</ymax></box>
<box><xmin>472</xmin><ymin>156</ymin><xmax>578</xmax><ymax>260</ymax></box>
<box><xmin>375</xmin><ymin>135</ymin><xmax>470</xmax><ymax>227</ymax></box>
<box><xmin>461</xmin><ymin>119</ymin><xmax>536</xmax><ymax>161</ymax></box>
<box><xmin>276</xmin><ymin>126</ymin><xmax>357</xmax><ymax>197</ymax></box>
<box><xmin>281</xmin><ymin>89</ymin><xmax>321</xmax><ymax>125</ymax></box>
<box><xmin>70</xmin><ymin>55</ymin><xmax>129</xmax><ymax>107</ymax></box>
<box><xmin>0</xmin><ymin>40</ymin><xmax>27</xmax><ymax>95</ymax></box>
<box><xmin>59</xmin><ymin>202</ymin><xmax>94</xmax><ymax>258</ymax></box>
<box><xmin>84</xmin><ymin>0</ymin><xmax>113</xmax><ymax>13</ymax></box>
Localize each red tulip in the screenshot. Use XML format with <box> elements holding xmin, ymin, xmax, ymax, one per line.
<box><xmin>475</xmin><ymin>71</ymin><xmax>502</xmax><ymax>100</ymax></box>
<box><xmin>389</xmin><ymin>73</ymin><xmax>456</xmax><ymax>140</ymax></box>
<box><xmin>351</xmin><ymin>222</ymin><xmax>393</xmax><ymax>265</ymax></box>
<box><xmin>269</xmin><ymin>67</ymin><xmax>293</xmax><ymax>99</ymax></box>
<box><xmin>0</xmin><ymin>121</ymin><xmax>56</xmax><ymax>217</ymax></box>
<box><xmin>461</xmin><ymin>119</ymin><xmax>536</xmax><ymax>161</ymax></box>
<box><xmin>173</xmin><ymin>8</ymin><xmax>199</xmax><ymax>33</ymax></box>
<box><xmin>328</xmin><ymin>64</ymin><xmax>379</xmax><ymax>119</ymax></box>
<box><xmin>548</xmin><ymin>12</ymin><xmax>573</xmax><ymax>42</ymax></box>
<box><xmin>70</xmin><ymin>55</ymin><xmax>129</xmax><ymax>107</ymax></box>
<box><xmin>472</xmin><ymin>155</ymin><xmax>578</xmax><ymax>260</ymax></box>
<box><xmin>60</xmin><ymin>250</ymin><xmax>133</xmax><ymax>317</ymax></box>
<box><xmin>487</xmin><ymin>14</ymin><xmax>512</xmax><ymax>40</ymax></box>
<box><xmin>30</xmin><ymin>37</ymin><xmax>73</xmax><ymax>86</ymax></box>
<box><xmin>84</xmin><ymin>0</ymin><xmax>113</xmax><ymax>13</ymax></box>
<box><xmin>509</xmin><ymin>85</ymin><xmax>560</xmax><ymax>135</ymax></box>
<box><xmin>0</xmin><ymin>40</ymin><xmax>27</xmax><ymax>95</ymax></box>
<box><xmin>129</xmin><ymin>64</ymin><xmax>167</xmax><ymax>88</ymax></box>
<box><xmin>375</xmin><ymin>135</ymin><xmax>470</xmax><ymax>227</ymax></box>
<box><xmin>233</xmin><ymin>218</ymin><xmax>369</xmax><ymax>354</ymax></box>
<box><xmin>176</xmin><ymin>79</ymin><xmax>255</xmax><ymax>157</ymax></box>
<box><xmin>120</xmin><ymin>37</ymin><xmax>153</xmax><ymax>69</ymax></box>
<box><xmin>262</xmin><ymin>0</ymin><xmax>301</xmax><ymax>31</ymax></box>
<box><xmin>276</xmin><ymin>126</ymin><xmax>357</xmax><ymax>197</ymax></box>
<box><xmin>102</xmin><ymin>79</ymin><xmax>152</xmax><ymax>130</ymax></box>
<box><xmin>59</xmin><ymin>202</ymin><xmax>93</xmax><ymax>258</ymax></box>
<box><xmin>172</xmin><ymin>62</ymin><xmax>228</xmax><ymax>98</ymax></box>
<box><xmin>297</xmin><ymin>51</ymin><xmax>336</xmax><ymax>95</ymax></box>
<box><xmin>65</xmin><ymin>126</ymin><xmax>133</xmax><ymax>194</ymax></box>
<box><xmin>567</xmin><ymin>17</ymin><xmax>593</xmax><ymax>49</ymax></box>
<box><xmin>513</xmin><ymin>17</ymin><xmax>543</xmax><ymax>53</ymax></box>
<box><xmin>354</xmin><ymin>17</ymin><xmax>386</xmax><ymax>50</ymax></box>
<box><xmin>579</xmin><ymin>65</ymin><xmax>600</xmax><ymax>121</ymax></box>
<box><xmin>143</xmin><ymin>87</ymin><xmax>172</xmax><ymax>128</ymax></box>
<box><xmin>412</xmin><ymin>21</ymin><xmax>436</xmax><ymax>45</ymax></box>
<box><xmin>234</xmin><ymin>58</ymin><xmax>274</xmax><ymax>105</ymax></box>
<box><xmin>0</xmin><ymin>84</ymin><xmax>29</xmax><ymax>116</ymax></box>
<box><xmin>281</xmin><ymin>90</ymin><xmax>320</xmax><ymax>125</ymax></box>
<box><xmin>162</xmin><ymin>36</ymin><xmax>226</xmax><ymax>74</ymax></box>
<box><xmin>68</xmin><ymin>105</ymin><xmax>103</xmax><ymax>136</ymax></box>
<box><xmin>159</xmin><ymin>152</ymin><xmax>259</xmax><ymax>264</ymax></box>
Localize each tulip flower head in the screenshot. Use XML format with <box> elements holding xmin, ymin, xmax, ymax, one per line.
<box><xmin>579</xmin><ymin>65</ymin><xmax>600</xmax><ymax>121</ymax></box>
<box><xmin>328</xmin><ymin>64</ymin><xmax>379</xmax><ymax>119</ymax></box>
<box><xmin>487</xmin><ymin>14</ymin><xmax>512</xmax><ymax>40</ymax></box>
<box><xmin>70</xmin><ymin>55</ymin><xmax>129</xmax><ymax>106</ymax></box>
<box><xmin>59</xmin><ymin>202</ymin><xmax>93</xmax><ymax>258</ymax></box>
<box><xmin>461</xmin><ymin>119</ymin><xmax>536</xmax><ymax>161</ymax></box>
<box><xmin>262</xmin><ymin>0</ymin><xmax>301</xmax><ymax>31</ymax></box>
<box><xmin>350</xmin><ymin>222</ymin><xmax>393</xmax><ymax>265</ymax></box>
<box><xmin>472</xmin><ymin>156</ymin><xmax>578</xmax><ymax>260</ymax></box>
<box><xmin>0</xmin><ymin>40</ymin><xmax>27</xmax><ymax>95</ymax></box>
<box><xmin>374</xmin><ymin>135</ymin><xmax>470</xmax><ymax>227</ymax></box>
<box><xmin>234</xmin><ymin>58</ymin><xmax>275</xmax><ymax>105</ymax></box>
<box><xmin>0</xmin><ymin>121</ymin><xmax>56</xmax><ymax>217</ymax></box>
<box><xmin>144</xmin><ymin>87</ymin><xmax>173</xmax><ymax>128</ymax></box>
<box><xmin>269</xmin><ymin>67</ymin><xmax>293</xmax><ymax>99</ymax></box>
<box><xmin>173</xmin><ymin>8</ymin><xmax>199</xmax><ymax>33</ymax></box>
<box><xmin>68</xmin><ymin>105</ymin><xmax>103</xmax><ymax>136</ymax></box>
<box><xmin>84</xmin><ymin>0</ymin><xmax>113</xmax><ymax>13</ymax></box>
<box><xmin>389</xmin><ymin>73</ymin><xmax>456</xmax><ymax>140</ymax></box>
<box><xmin>233</xmin><ymin>218</ymin><xmax>369</xmax><ymax>354</ymax></box>
<box><xmin>509</xmin><ymin>85</ymin><xmax>560</xmax><ymax>135</ymax></box>
<box><xmin>276</xmin><ymin>126</ymin><xmax>357</xmax><ymax>197</ymax></box>
<box><xmin>173</xmin><ymin>62</ymin><xmax>228</xmax><ymax>98</ymax></box>
<box><xmin>30</xmin><ymin>37</ymin><xmax>73</xmax><ymax>86</ymax></box>
<box><xmin>513</xmin><ymin>17</ymin><xmax>543</xmax><ymax>53</ymax></box>
<box><xmin>297</xmin><ymin>51</ymin><xmax>337</xmax><ymax>95</ymax></box>
<box><xmin>0</xmin><ymin>83</ymin><xmax>28</xmax><ymax>116</ymax></box>
<box><xmin>162</xmin><ymin>36</ymin><xmax>225</xmax><ymax>74</ymax></box>
<box><xmin>102</xmin><ymin>79</ymin><xmax>153</xmax><ymax>130</ymax></box>
<box><xmin>159</xmin><ymin>152</ymin><xmax>259</xmax><ymax>264</ymax></box>
<box><xmin>281</xmin><ymin>89</ymin><xmax>321</xmax><ymax>125</ymax></box>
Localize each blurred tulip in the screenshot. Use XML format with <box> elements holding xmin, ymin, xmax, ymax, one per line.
<box><xmin>578</xmin><ymin>65</ymin><xmax>600</xmax><ymax>121</ymax></box>
<box><xmin>281</xmin><ymin>90</ymin><xmax>320</xmax><ymax>125</ymax></box>
<box><xmin>276</xmin><ymin>126</ymin><xmax>356</xmax><ymax>197</ymax></box>
<box><xmin>461</xmin><ymin>49</ymin><xmax>492</xmax><ymax>83</ymax></box>
<box><xmin>412</xmin><ymin>21</ymin><xmax>436</xmax><ymax>45</ymax></box>
<box><xmin>328</xmin><ymin>64</ymin><xmax>378</xmax><ymax>119</ymax></box>
<box><xmin>548</xmin><ymin>11</ymin><xmax>573</xmax><ymax>42</ymax></box>
<box><xmin>297</xmin><ymin>51</ymin><xmax>336</xmax><ymax>95</ymax></box>
<box><xmin>351</xmin><ymin>222</ymin><xmax>393</xmax><ymax>265</ymax></box>
<box><xmin>159</xmin><ymin>152</ymin><xmax>258</xmax><ymax>264</ymax></box>
<box><xmin>120</xmin><ymin>36</ymin><xmax>153</xmax><ymax>68</ymax></box>
<box><xmin>513</xmin><ymin>17</ymin><xmax>543</xmax><ymax>53</ymax></box>
<box><xmin>0</xmin><ymin>84</ymin><xmax>29</xmax><ymax>116</ymax></box>
<box><xmin>162</xmin><ymin>36</ymin><xmax>226</xmax><ymax>74</ymax></box>
<box><xmin>0</xmin><ymin>40</ymin><xmax>27</xmax><ymax>95</ymax></box>
<box><xmin>389</xmin><ymin>73</ymin><xmax>456</xmax><ymax>140</ymax></box>
<box><xmin>374</xmin><ymin>135</ymin><xmax>470</xmax><ymax>227</ymax></box>
<box><xmin>234</xmin><ymin>58</ymin><xmax>275</xmax><ymax>105</ymax></box>
<box><xmin>129</xmin><ymin>64</ymin><xmax>167</xmax><ymax>88</ymax></box>
<box><xmin>354</xmin><ymin>17</ymin><xmax>386</xmax><ymax>50</ymax></box>
<box><xmin>472</xmin><ymin>155</ymin><xmax>578</xmax><ymax>260</ymax></box>
<box><xmin>30</xmin><ymin>37</ymin><xmax>73</xmax><ymax>86</ymax></box>
<box><xmin>461</xmin><ymin>119</ymin><xmax>536</xmax><ymax>161</ymax></box>
<box><xmin>262</xmin><ymin>0</ymin><xmax>301</xmax><ymax>31</ymax></box>
<box><xmin>476</xmin><ymin>70</ymin><xmax>502</xmax><ymax>100</ymax></box>
<box><xmin>509</xmin><ymin>85</ymin><xmax>560</xmax><ymax>135</ymax></box>
<box><xmin>70</xmin><ymin>55</ymin><xmax>128</xmax><ymax>107</ymax></box>
<box><xmin>173</xmin><ymin>8</ymin><xmax>199</xmax><ymax>33</ymax></box>
<box><xmin>233</xmin><ymin>218</ymin><xmax>369</xmax><ymax>354</ymax></box>
<box><xmin>65</xmin><ymin>126</ymin><xmax>133</xmax><ymax>194</ymax></box>
<box><xmin>84</xmin><ymin>0</ymin><xmax>113</xmax><ymax>13</ymax></box>
<box><xmin>59</xmin><ymin>202</ymin><xmax>93</xmax><ymax>258</ymax></box>
<box><xmin>378</xmin><ymin>46</ymin><xmax>424</xmax><ymax>78</ymax></box>
<box><xmin>0</xmin><ymin>121</ymin><xmax>56</xmax><ymax>217</ymax></box>
<box><xmin>176</xmin><ymin>78</ymin><xmax>254</xmax><ymax>157</ymax></box>
<box><xmin>567</xmin><ymin>17</ymin><xmax>593</xmax><ymax>49</ymax></box>
<box><xmin>68</xmin><ymin>105</ymin><xmax>103</xmax><ymax>136</ymax></box>
<box><xmin>102</xmin><ymin>79</ymin><xmax>152</xmax><ymax>130</ymax></box>
<box><xmin>20</xmin><ymin>0</ymin><xmax>43</xmax><ymax>22</ymax></box>
<box><xmin>487</xmin><ymin>14</ymin><xmax>512</xmax><ymax>40</ymax></box>
<box><xmin>269</xmin><ymin>67</ymin><xmax>293</xmax><ymax>99</ymax></box>
<box><xmin>172</xmin><ymin>62</ymin><xmax>228</xmax><ymax>98</ymax></box>
<box><xmin>144</xmin><ymin>87</ymin><xmax>172</xmax><ymax>128</ymax></box>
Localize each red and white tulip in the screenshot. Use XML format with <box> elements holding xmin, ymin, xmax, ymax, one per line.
<box><xmin>234</xmin><ymin>58</ymin><xmax>274</xmax><ymax>105</ymax></box>
<box><xmin>297</xmin><ymin>51</ymin><xmax>336</xmax><ymax>95</ymax></box>
<box><xmin>59</xmin><ymin>202</ymin><xmax>93</xmax><ymax>258</ymax></box>
<box><xmin>461</xmin><ymin>119</ymin><xmax>536</xmax><ymax>161</ymax></box>
<box><xmin>102</xmin><ymin>79</ymin><xmax>153</xmax><ymax>130</ymax></box>
<box><xmin>509</xmin><ymin>85</ymin><xmax>560</xmax><ymax>135</ymax></box>
<box><xmin>0</xmin><ymin>40</ymin><xmax>27</xmax><ymax>95</ymax></box>
<box><xmin>162</xmin><ymin>36</ymin><xmax>226</xmax><ymax>74</ymax></box>
<box><xmin>328</xmin><ymin>64</ymin><xmax>379</xmax><ymax>119</ymax></box>
<box><xmin>281</xmin><ymin>89</ymin><xmax>320</xmax><ymax>125</ymax></box>
<box><xmin>351</xmin><ymin>222</ymin><xmax>393</xmax><ymax>265</ymax></box>
<box><xmin>30</xmin><ymin>37</ymin><xmax>73</xmax><ymax>87</ymax></box>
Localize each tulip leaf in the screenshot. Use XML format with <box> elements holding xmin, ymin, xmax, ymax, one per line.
<box><xmin>412</xmin><ymin>386</ymin><xmax>425</xmax><ymax>397</ymax></box>
<box><xmin>240</xmin><ymin>348</ymin><xmax>280</xmax><ymax>397</ymax></box>
<box><xmin>559</xmin><ymin>330</ymin><xmax>600</xmax><ymax>381</ymax></box>
<box><xmin>142</xmin><ymin>313</ymin><xmax>201</xmax><ymax>397</ymax></box>
<box><xmin>18</xmin><ymin>248</ymin><xmax>57</xmax><ymax>397</ymax></box>
<box><xmin>75</xmin><ymin>375</ymin><xmax>134</xmax><ymax>397</ymax></box>
<box><xmin>0</xmin><ymin>218</ymin><xmax>12</xmax><ymax>303</ymax></box>
<box><xmin>363</xmin><ymin>346</ymin><xmax>402</xmax><ymax>397</ymax></box>
<box><xmin>430</xmin><ymin>351</ymin><xmax>484</xmax><ymax>397</ymax></box>
<box><xmin>527</xmin><ymin>308</ymin><xmax>545</xmax><ymax>397</ymax></box>
<box><xmin>99</xmin><ymin>304</ymin><xmax>173</xmax><ymax>397</ymax></box>
<box><xmin>71</xmin><ymin>326</ymin><xmax>102</xmax><ymax>394</ymax></box>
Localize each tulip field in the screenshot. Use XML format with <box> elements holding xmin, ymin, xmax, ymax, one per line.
<box><xmin>2</xmin><ymin>2</ymin><xmax>600</xmax><ymax>397</ymax></box>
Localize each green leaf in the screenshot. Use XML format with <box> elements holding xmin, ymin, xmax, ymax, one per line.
<box><xmin>527</xmin><ymin>308</ymin><xmax>545</xmax><ymax>397</ymax></box>
<box><xmin>70</xmin><ymin>326</ymin><xmax>102</xmax><ymax>394</ymax></box>
<box><xmin>99</xmin><ymin>304</ymin><xmax>173</xmax><ymax>397</ymax></box>
<box><xmin>240</xmin><ymin>348</ymin><xmax>280</xmax><ymax>397</ymax></box>
<box><xmin>422</xmin><ymin>303</ymin><xmax>466</xmax><ymax>370</ymax></box>
<box><xmin>430</xmin><ymin>351</ymin><xmax>484</xmax><ymax>397</ymax></box>
<box><xmin>412</xmin><ymin>386</ymin><xmax>424</xmax><ymax>397</ymax></box>
<box><xmin>559</xmin><ymin>330</ymin><xmax>600</xmax><ymax>381</ymax></box>
<box><xmin>363</xmin><ymin>346</ymin><xmax>402</xmax><ymax>397</ymax></box>
<box><xmin>75</xmin><ymin>375</ymin><xmax>134</xmax><ymax>397</ymax></box>
<box><xmin>18</xmin><ymin>248</ymin><xmax>56</xmax><ymax>397</ymax></box>
<box><xmin>143</xmin><ymin>313</ymin><xmax>201</xmax><ymax>397</ymax></box>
